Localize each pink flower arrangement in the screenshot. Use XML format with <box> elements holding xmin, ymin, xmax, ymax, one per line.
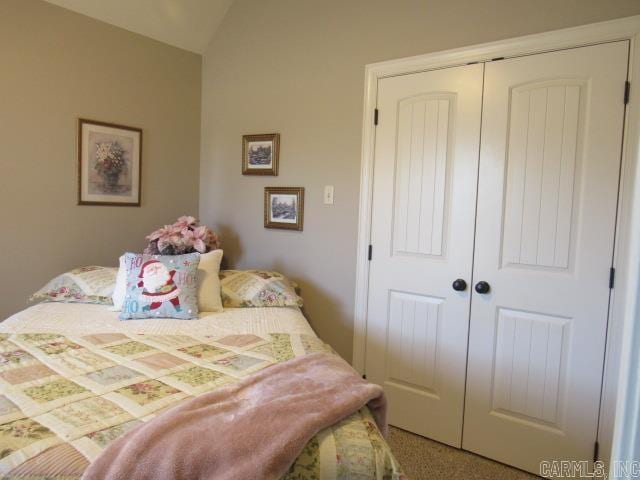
<box><xmin>144</xmin><ymin>216</ymin><xmax>220</xmax><ymax>255</ymax></box>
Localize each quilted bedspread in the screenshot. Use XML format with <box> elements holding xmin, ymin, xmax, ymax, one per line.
<box><xmin>0</xmin><ymin>330</ymin><xmax>404</xmax><ymax>479</ymax></box>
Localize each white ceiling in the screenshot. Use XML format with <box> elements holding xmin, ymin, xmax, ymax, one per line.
<box><xmin>43</xmin><ymin>0</ymin><xmax>235</xmax><ymax>53</ymax></box>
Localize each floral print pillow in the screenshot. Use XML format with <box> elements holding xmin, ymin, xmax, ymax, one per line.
<box><xmin>218</xmin><ymin>270</ymin><xmax>303</xmax><ymax>308</ymax></box>
<box><xmin>119</xmin><ymin>253</ymin><xmax>200</xmax><ymax>320</ymax></box>
<box><xmin>31</xmin><ymin>266</ymin><xmax>117</xmax><ymax>305</ymax></box>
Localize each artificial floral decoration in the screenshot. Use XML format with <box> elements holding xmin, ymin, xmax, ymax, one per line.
<box><xmin>144</xmin><ymin>216</ymin><xmax>220</xmax><ymax>255</ymax></box>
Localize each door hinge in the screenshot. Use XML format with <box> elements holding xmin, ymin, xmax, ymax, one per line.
<box><xmin>374</xmin><ymin>108</ymin><xmax>379</xmax><ymax>126</ymax></box>
<box><xmin>625</xmin><ymin>81</ymin><xmax>631</xmax><ymax>105</ymax></box>
<box><xmin>610</xmin><ymin>267</ymin><xmax>616</xmax><ymax>289</ymax></box>
<box><xmin>593</xmin><ymin>441</ymin><xmax>599</xmax><ymax>463</ymax></box>
<box><xmin>368</xmin><ymin>244</ymin><xmax>373</xmax><ymax>261</ymax></box>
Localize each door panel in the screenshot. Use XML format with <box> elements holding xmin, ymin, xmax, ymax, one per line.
<box><xmin>365</xmin><ymin>63</ymin><xmax>483</xmax><ymax>447</ymax></box>
<box><xmin>387</xmin><ymin>291</ymin><xmax>442</xmax><ymax>394</ymax></box>
<box><xmin>502</xmin><ymin>80</ymin><xmax>584</xmax><ymax>269</ymax></box>
<box><xmin>492</xmin><ymin>308</ymin><xmax>569</xmax><ymax>427</ymax></box>
<box><xmin>463</xmin><ymin>41</ymin><xmax>628</xmax><ymax>473</ymax></box>
<box><xmin>393</xmin><ymin>94</ymin><xmax>453</xmax><ymax>256</ymax></box>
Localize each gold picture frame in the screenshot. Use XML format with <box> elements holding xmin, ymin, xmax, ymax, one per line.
<box><xmin>242</xmin><ymin>133</ymin><xmax>279</xmax><ymax>175</ymax></box>
<box><xmin>78</xmin><ymin>118</ymin><xmax>142</xmax><ymax>206</ymax></box>
<box><xmin>264</xmin><ymin>187</ymin><xmax>304</xmax><ymax>231</ymax></box>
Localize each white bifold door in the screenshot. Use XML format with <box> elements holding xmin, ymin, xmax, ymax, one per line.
<box><xmin>364</xmin><ymin>41</ymin><xmax>628</xmax><ymax>473</ymax></box>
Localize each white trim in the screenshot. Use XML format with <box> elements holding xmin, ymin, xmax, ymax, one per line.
<box><xmin>361</xmin><ymin>15</ymin><xmax>640</xmax><ymax>80</ymax></box>
<box><xmin>351</xmin><ymin>65</ymin><xmax>377</xmax><ymax>374</ymax></box>
<box><xmin>352</xmin><ymin>14</ymin><xmax>640</xmax><ymax>468</ymax></box>
<box><xmin>611</xmin><ymin>29</ymin><xmax>640</xmax><ymax>474</ymax></box>
<box><xmin>598</xmin><ymin>35</ymin><xmax>637</xmax><ymax>469</ymax></box>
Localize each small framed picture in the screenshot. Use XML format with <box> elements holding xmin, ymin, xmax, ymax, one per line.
<box><xmin>78</xmin><ymin>118</ymin><xmax>142</xmax><ymax>206</ymax></box>
<box><xmin>264</xmin><ymin>187</ymin><xmax>304</xmax><ymax>231</ymax></box>
<box><xmin>243</xmin><ymin>133</ymin><xmax>279</xmax><ymax>176</ymax></box>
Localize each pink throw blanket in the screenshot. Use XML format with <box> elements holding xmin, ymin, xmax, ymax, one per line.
<box><xmin>82</xmin><ymin>352</ymin><xmax>387</xmax><ymax>480</ymax></box>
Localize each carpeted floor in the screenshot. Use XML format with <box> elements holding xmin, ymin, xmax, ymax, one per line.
<box><xmin>387</xmin><ymin>426</ymin><xmax>540</xmax><ymax>479</ymax></box>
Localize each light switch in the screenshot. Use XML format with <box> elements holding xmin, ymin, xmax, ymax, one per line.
<box><xmin>324</xmin><ymin>185</ymin><xmax>334</xmax><ymax>205</ymax></box>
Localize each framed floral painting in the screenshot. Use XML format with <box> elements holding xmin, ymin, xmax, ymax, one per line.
<box><xmin>78</xmin><ymin>119</ymin><xmax>142</xmax><ymax>206</ymax></box>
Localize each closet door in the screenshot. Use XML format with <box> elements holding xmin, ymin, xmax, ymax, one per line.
<box><xmin>463</xmin><ymin>41</ymin><xmax>628</xmax><ymax>473</ymax></box>
<box><xmin>365</xmin><ymin>64</ymin><xmax>483</xmax><ymax>446</ymax></box>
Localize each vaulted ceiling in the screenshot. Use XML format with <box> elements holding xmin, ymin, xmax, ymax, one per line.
<box><xmin>43</xmin><ymin>0</ymin><xmax>235</xmax><ymax>53</ymax></box>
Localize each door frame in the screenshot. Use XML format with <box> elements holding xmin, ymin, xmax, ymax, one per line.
<box><xmin>352</xmin><ymin>14</ymin><xmax>640</xmax><ymax>467</ymax></box>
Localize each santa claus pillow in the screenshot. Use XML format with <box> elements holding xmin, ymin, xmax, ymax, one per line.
<box><xmin>119</xmin><ymin>253</ymin><xmax>200</xmax><ymax>320</ymax></box>
<box><xmin>112</xmin><ymin>250</ymin><xmax>224</xmax><ymax>313</ymax></box>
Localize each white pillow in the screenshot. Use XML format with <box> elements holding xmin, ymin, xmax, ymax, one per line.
<box><xmin>197</xmin><ymin>249</ymin><xmax>224</xmax><ymax>312</ymax></box>
<box><xmin>111</xmin><ymin>250</ymin><xmax>224</xmax><ymax>313</ymax></box>
<box><xmin>110</xmin><ymin>255</ymin><xmax>128</xmax><ymax>311</ymax></box>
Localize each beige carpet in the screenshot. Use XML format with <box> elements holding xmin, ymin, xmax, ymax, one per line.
<box><xmin>387</xmin><ymin>426</ymin><xmax>540</xmax><ymax>479</ymax></box>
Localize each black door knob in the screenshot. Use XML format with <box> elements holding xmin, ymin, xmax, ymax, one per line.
<box><xmin>475</xmin><ymin>281</ymin><xmax>490</xmax><ymax>294</ymax></box>
<box><xmin>452</xmin><ymin>279</ymin><xmax>467</xmax><ymax>291</ymax></box>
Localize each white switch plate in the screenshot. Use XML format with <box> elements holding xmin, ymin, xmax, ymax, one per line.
<box><xmin>324</xmin><ymin>185</ymin><xmax>334</xmax><ymax>205</ymax></box>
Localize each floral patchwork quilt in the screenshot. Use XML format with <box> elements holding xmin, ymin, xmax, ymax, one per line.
<box><xmin>0</xmin><ymin>331</ymin><xmax>404</xmax><ymax>479</ymax></box>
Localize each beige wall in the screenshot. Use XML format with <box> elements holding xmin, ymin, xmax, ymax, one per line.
<box><xmin>0</xmin><ymin>0</ymin><xmax>201</xmax><ymax>319</ymax></box>
<box><xmin>200</xmin><ymin>0</ymin><xmax>640</xmax><ymax>361</ymax></box>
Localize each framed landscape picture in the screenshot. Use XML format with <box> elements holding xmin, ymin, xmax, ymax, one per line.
<box><xmin>78</xmin><ymin>118</ymin><xmax>142</xmax><ymax>206</ymax></box>
<box><xmin>243</xmin><ymin>133</ymin><xmax>279</xmax><ymax>175</ymax></box>
<box><xmin>264</xmin><ymin>187</ymin><xmax>304</xmax><ymax>231</ymax></box>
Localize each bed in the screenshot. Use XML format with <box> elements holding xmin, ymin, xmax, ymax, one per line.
<box><xmin>0</xmin><ymin>302</ymin><xmax>404</xmax><ymax>479</ymax></box>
